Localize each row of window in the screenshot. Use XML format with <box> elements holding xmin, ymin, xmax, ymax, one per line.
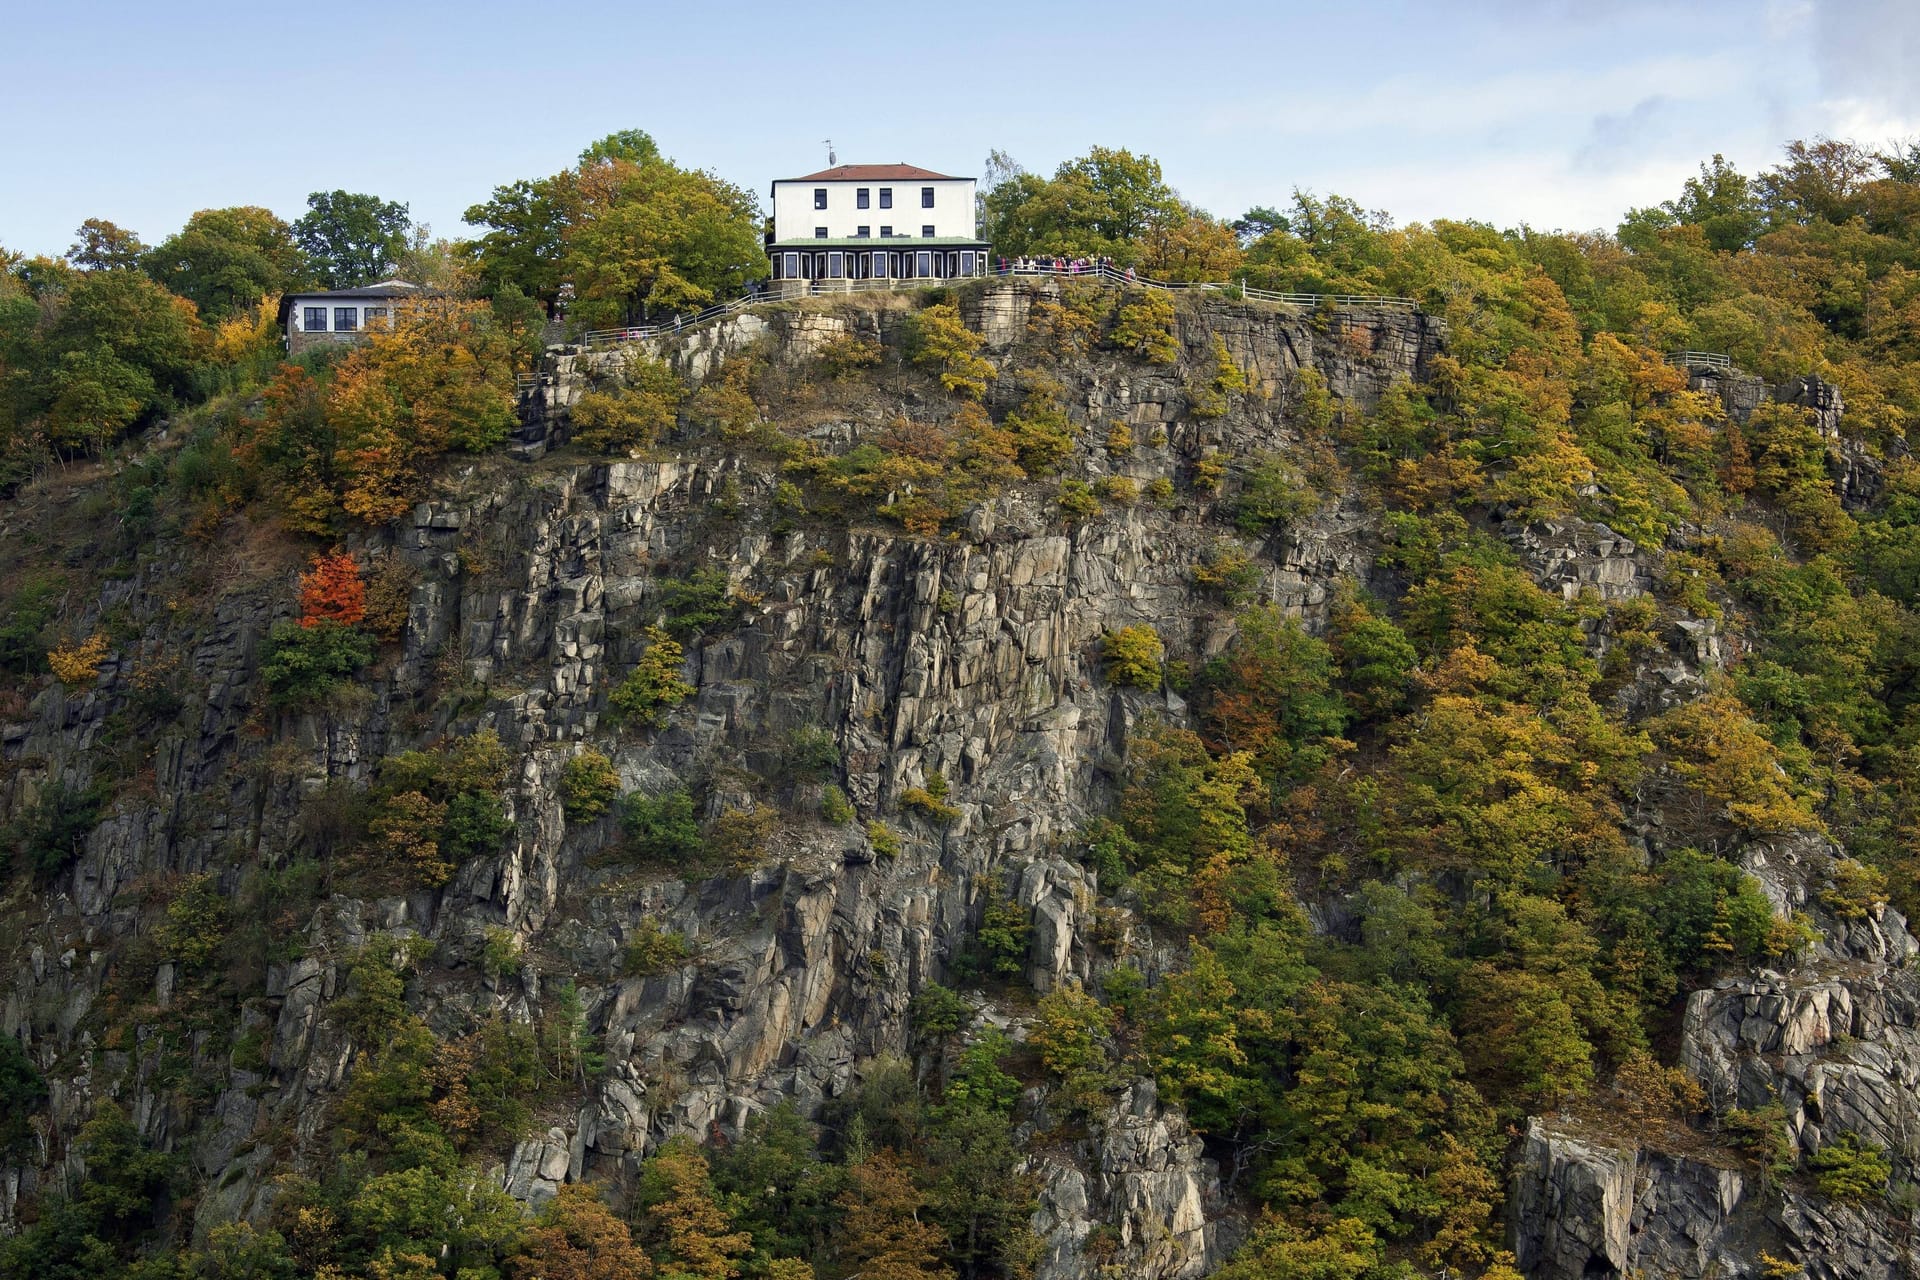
<box><xmin>302</xmin><ymin>305</ymin><xmax>388</xmax><ymax>332</ymax></box>
<box><xmin>776</xmin><ymin>249</ymin><xmax>983</xmax><ymax>280</ymax></box>
<box><xmin>813</xmin><ymin>225</ymin><xmax>938</xmax><ymax>239</ymax></box>
<box><xmin>813</xmin><ymin>185</ymin><xmax>937</xmax><ymax>210</ymax></box>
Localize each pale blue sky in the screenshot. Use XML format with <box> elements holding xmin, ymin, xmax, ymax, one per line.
<box><xmin>2</xmin><ymin>0</ymin><xmax>1916</xmax><ymax>258</ymax></box>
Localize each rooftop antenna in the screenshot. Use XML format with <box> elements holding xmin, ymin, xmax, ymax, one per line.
<box><xmin>823</xmin><ymin>139</ymin><xmax>837</xmax><ymax>166</ymax></box>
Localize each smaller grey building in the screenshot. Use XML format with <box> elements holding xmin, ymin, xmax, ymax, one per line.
<box><xmin>277</xmin><ymin>280</ymin><xmax>421</xmax><ymax>353</ymax></box>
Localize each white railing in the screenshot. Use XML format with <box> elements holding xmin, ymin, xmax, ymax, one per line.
<box><xmin>575</xmin><ymin>263</ymin><xmax>1418</xmax><ymax>350</ymax></box>
<box><xmin>1665</xmin><ymin>350</ymin><xmax>1733</xmax><ymax>371</ymax></box>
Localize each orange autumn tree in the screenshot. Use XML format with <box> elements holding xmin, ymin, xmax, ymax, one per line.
<box><xmin>329</xmin><ymin>300</ymin><xmax>518</xmax><ymax>522</ymax></box>
<box><xmin>299</xmin><ymin>550</ymin><xmax>367</xmax><ymax>627</ymax></box>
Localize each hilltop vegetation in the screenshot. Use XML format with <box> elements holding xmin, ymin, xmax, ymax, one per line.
<box><xmin>4</xmin><ymin>131</ymin><xmax>1920</xmax><ymax>1280</ymax></box>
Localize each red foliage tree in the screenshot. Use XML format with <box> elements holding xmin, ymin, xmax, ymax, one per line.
<box><xmin>298</xmin><ymin>549</ymin><xmax>367</xmax><ymax>628</ymax></box>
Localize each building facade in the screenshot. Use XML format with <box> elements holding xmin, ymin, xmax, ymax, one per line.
<box><xmin>277</xmin><ymin>280</ymin><xmax>422</xmax><ymax>353</ymax></box>
<box><xmin>766</xmin><ymin>164</ymin><xmax>989</xmax><ymax>285</ymax></box>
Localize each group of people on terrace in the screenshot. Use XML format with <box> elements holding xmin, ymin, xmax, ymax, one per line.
<box><xmin>998</xmin><ymin>254</ymin><xmax>1136</xmax><ymax>281</ymax></box>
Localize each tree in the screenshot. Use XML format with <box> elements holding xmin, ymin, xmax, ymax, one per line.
<box><xmin>919</xmin><ymin>1103</ymin><xmax>1040</xmax><ymax>1280</ymax></box>
<box><xmin>610</xmin><ymin>627</ymin><xmax>696</xmax><ymax>726</ymax></box>
<box><xmin>831</xmin><ymin>1151</ymin><xmax>954</xmax><ymax>1280</ymax></box>
<box><xmin>1101</xmin><ymin>625</ymin><xmax>1164</xmax><ymax>689</ymax></box>
<box><xmin>66</xmin><ymin>219</ymin><xmax>146</xmax><ymax>271</ymax></box>
<box><xmin>635</xmin><ymin>1137</ymin><xmax>752</xmax><ymax>1280</ymax></box>
<box><xmin>1648</xmin><ymin>689</ymin><xmax>1821</xmax><ymax>836</ymax></box>
<box><xmin>294</xmin><ymin>190</ymin><xmax>412</xmax><ymax>289</ymax></box>
<box><xmin>581</xmin><ymin>129</ymin><xmax>663</xmax><ymax>167</ymax></box>
<box><xmin>298</xmin><ymin>550</ymin><xmax>367</xmax><ymax>627</ymax></box>
<box><xmin>33</xmin><ymin>266</ymin><xmax>202</xmax><ymax>453</ymax></box>
<box><xmin>711</xmin><ymin>1103</ymin><xmax>842</xmax><ymax>1262</ymax></box>
<box><xmin>0</xmin><ymin>1101</ymin><xmax>177</xmax><ymax>1280</ymax></box>
<box><xmin>464</xmin><ymin>177</ymin><xmax>571</xmax><ymax>315</ymax></box>
<box><xmin>144</xmin><ymin>206</ymin><xmax>308</xmax><ymax>316</ymax></box>
<box><xmin>1328</xmin><ymin>588</ymin><xmax>1416</xmax><ymax>720</ymax></box>
<box><xmin>1139</xmin><ymin>204</ymin><xmax>1244</xmax><ymax>282</ymax></box>
<box><xmin>324</xmin><ymin>299</ymin><xmax>519</xmax><ymax>521</ymax></box>
<box><xmin>261</xmin><ymin>618</ymin><xmax>376</xmax><ymax>707</ymax></box>
<box><xmin>1621</xmin><ymin>154</ymin><xmax>1761</xmax><ymax>253</ymax></box>
<box><xmin>1232</xmin><ymin>206</ymin><xmax>1288</xmax><ymax>246</ymax></box>
<box><xmin>1142</xmin><ymin>945</ymin><xmax>1249</xmax><ymax>1130</ymax></box>
<box><xmin>509</xmin><ymin>1183</ymin><xmax>652</xmax><ymax>1280</ymax></box>
<box><xmin>564</xmin><ymin>156</ymin><xmax>767</xmax><ymax>327</ymax></box>
<box><xmin>1756</xmin><ymin>137</ymin><xmax>1878</xmax><ymax>228</ymax></box>
<box><xmin>0</xmin><ymin>1032</ymin><xmax>45</xmax><ymax>1157</ymax></box>
<box><xmin>983</xmin><ymin>146</ymin><xmax>1186</xmax><ymax>266</ymax></box>
<box><xmin>1202</xmin><ymin>606</ymin><xmax>1348</xmax><ymax>784</ymax></box>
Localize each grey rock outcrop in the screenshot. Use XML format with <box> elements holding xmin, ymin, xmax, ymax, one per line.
<box><xmin>0</xmin><ymin>282</ymin><xmax>1441</xmax><ymax>1271</ymax></box>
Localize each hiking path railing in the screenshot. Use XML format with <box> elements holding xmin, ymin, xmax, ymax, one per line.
<box><xmin>574</xmin><ymin>262</ymin><xmax>1418</xmax><ymax>352</ymax></box>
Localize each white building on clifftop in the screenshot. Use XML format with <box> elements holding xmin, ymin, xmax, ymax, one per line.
<box><xmin>767</xmin><ymin>163</ymin><xmax>990</xmax><ymax>285</ymax></box>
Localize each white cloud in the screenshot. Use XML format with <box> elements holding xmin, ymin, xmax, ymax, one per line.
<box><xmin>1808</xmin><ymin>0</ymin><xmax>1920</xmax><ymax>115</ymax></box>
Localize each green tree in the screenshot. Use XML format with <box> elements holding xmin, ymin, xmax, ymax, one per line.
<box><xmin>145</xmin><ymin>206</ymin><xmax>308</xmax><ymax>316</ymax></box>
<box><xmin>561</xmin><ymin>748</ymin><xmax>622</xmax><ymax>821</ymax></box>
<box><xmin>920</xmin><ymin>1102</ymin><xmax>1040</xmax><ymax>1280</ymax></box>
<box><xmin>622</xmin><ymin>786</ymin><xmax>704</xmax><ymax>862</ymax></box>
<box><xmin>562</xmin><ymin>140</ymin><xmax>767</xmax><ymax>328</ymax></box>
<box><xmin>293</xmin><ymin>190</ymin><xmax>412</xmax><ymax>289</ymax></box>
<box><xmin>1809</xmin><ymin>1132</ymin><xmax>1891</xmax><ymax>1201</ymax></box>
<box><xmin>260</xmin><ymin>618</ymin><xmax>376</xmax><ymax>708</ymax></box>
<box><xmin>983</xmin><ymin>146</ymin><xmax>1183</xmax><ymax>266</ymax></box>
<box><xmin>0</xmin><ymin>1101</ymin><xmax>178</xmax><ymax>1280</ymax></box>
<box><xmin>66</xmin><ymin>218</ymin><xmax>146</xmax><ymax>271</ymax></box>
<box><xmin>1101</xmin><ymin>625</ymin><xmax>1164</xmax><ymax>689</ymax></box>
<box><xmin>610</xmin><ymin>626</ymin><xmax>697</xmax><ymax>726</ymax></box>
<box><xmin>0</xmin><ymin>1032</ymin><xmax>46</xmax><ymax>1157</ymax></box>
<box><xmin>464</xmin><ymin>176</ymin><xmax>572</xmax><ymax>314</ymax></box>
<box><xmin>35</xmin><ymin>266</ymin><xmax>202</xmax><ymax>452</ymax></box>
<box><xmin>1202</xmin><ymin>606</ymin><xmax>1349</xmax><ymax>784</ymax></box>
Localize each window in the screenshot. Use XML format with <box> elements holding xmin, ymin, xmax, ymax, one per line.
<box><xmin>879</xmin><ymin>188</ymin><xmax>892</xmax><ymax>209</ymax></box>
<box><xmin>921</xmin><ymin>186</ymin><xmax>934</xmax><ymax>208</ymax></box>
<box><xmin>857</xmin><ymin>188</ymin><xmax>870</xmax><ymax>209</ymax></box>
<box><xmin>783</xmin><ymin>252</ymin><xmax>798</xmax><ymax>278</ymax></box>
<box><xmin>303</xmin><ymin>306</ymin><xmax>327</xmax><ymax>331</ymax></box>
<box><xmin>921</xmin><ymin>225</ymin><xmax>935</xmax><ymax>238</ymax></box>
<box><xmin>333</xmin><ymin>306</ymin><xmax>357</xmax><ymax>331</ymax></box>
<box><xmin>813</xmin><ymin>188</ymin><xmax>827</xmax><ymax>209</ymax></box>
<box><xmin>829</xmin><ymin>252</ymin><xmax>844</xmax><ymax>277</ymax></box>
<box><xmin>916</xmin><ymin>251</ymin><xmax>931</xmax><ymax>277</ymax></box>
<box><xmin>364</xmin><ymin>306</ymin><xmax>387</xmax><ymax>324</ymax></box>
<box><xmin>880</xmin><ymin>225</ymin><xmax>892</xmax><ymax>237</ymax></box>
<box><xmin>856</xmin><ymin>225</ymin><xmax>870</xmax><ymax>237</ymax></box>
<box><xmin>871</xmin><ymin>251</ymin><xmax>888</xmax><ymax>278</ymax></box>
<box><xmin>815</xmin><ymin>227</ymin><xmax>828</xmax><ymax>239</ymax></box>
<box><xmin>961</xmin><ymin>251</ymin><xmax>974</xmax><ymax>275</ymax></box>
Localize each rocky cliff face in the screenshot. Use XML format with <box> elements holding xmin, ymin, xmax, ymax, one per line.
<box><xmin>1511</xmin><ymin>833</ymin><xmax>1920</xmax><ymax>1279</ymax></box>
<box><xmin>0</xmin><ymin>283</ymin><xmax>1443</xmax><ymax>1276</ymax></box>
<box><xmin>2</xmin><ymin>282</ymin><xmax>1909</xmax><ymax>1279</ymax></box>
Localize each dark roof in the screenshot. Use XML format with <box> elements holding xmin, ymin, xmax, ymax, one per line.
<box><xmin>780</xmin><ymin>164</ymin><xmax>964</xmax><ymax>183</ymax></box>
